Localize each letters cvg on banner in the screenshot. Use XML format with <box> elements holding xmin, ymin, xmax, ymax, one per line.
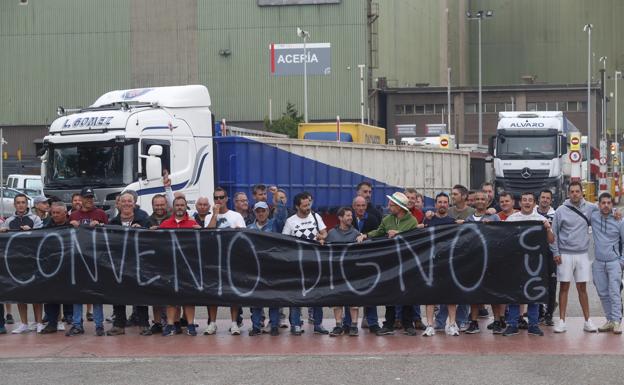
<box><xmin>269</xmin><ymin>43</ymin><xmax>331</xmax><ymax>76</ymax></box>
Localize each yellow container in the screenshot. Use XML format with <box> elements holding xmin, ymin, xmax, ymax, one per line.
<box><xmin>582</xmin><ymin>181</ymin><xmax>596</xmax><ymax>202</ymax></box>
<box><xmin>298</xmin><ymin>122</ymin><xmax>386</xmax><ymax>144</ymax></box>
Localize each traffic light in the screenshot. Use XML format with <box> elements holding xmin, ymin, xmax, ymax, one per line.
<box><xmin>611</xmin><ymin>143</ymin><xmax>617</xmax><ymax>155</ymax></box>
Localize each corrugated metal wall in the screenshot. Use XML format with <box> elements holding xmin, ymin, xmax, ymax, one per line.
<box><xmin>0</xmin><ymin>1</ymin><xmax>131</xmax><ymax>125</ymax></box>
<box><xmin>196</xmin><ymin>0</ymin><xmax>367</xmax><ymax>122</ymax></box>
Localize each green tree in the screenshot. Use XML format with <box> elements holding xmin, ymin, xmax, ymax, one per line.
<box><xmin>264</xmin><ymin>102</ymin><xmax>303</xmax><ymax>138</ymax></box>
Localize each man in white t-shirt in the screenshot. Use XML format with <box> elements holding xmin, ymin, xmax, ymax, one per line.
<box><xmin>282</xmin><ymin>192</ymin><xmax>328</xmax><ymax>335</ymax></box>
<box><xmin>204</xmin><ymin>187</ymin><xmax>246</xmax><ymax>336</ymax></box>
<box><xmin>503</xmin><ymin>191</ymin><xmax>554</xmax><ymax>337</ymax></box>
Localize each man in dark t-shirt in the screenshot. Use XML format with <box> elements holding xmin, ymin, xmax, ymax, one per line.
<box><xmin>69</xmin><ymin>187</ymin><xmax>108</xmax><ymax>226</ymax></box>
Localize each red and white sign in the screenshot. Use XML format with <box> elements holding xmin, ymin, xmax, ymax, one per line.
<box><xmin>600</xmin><ymin>157</ymin><xmax>607</xmax><ymax>165</ymax></box>
<box><xmin>571</xmin><ymin>137</ymin><xmax>580</xmax><ymax>146</ymax></box>
<box><xmin>569</xmin><ymin>150</ymin><xmax>581</xmax><ymax>163</ymax></box>
<box><xmin>440</xmin><ymin>138</ymin><xmax>449</xmax><ymax>148</ymax></box>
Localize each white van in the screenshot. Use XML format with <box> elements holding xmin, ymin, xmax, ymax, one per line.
<box><xmin>6</xmin><ymin>174</ymin><xmax>43</xmax><ymax>196</ymax></box>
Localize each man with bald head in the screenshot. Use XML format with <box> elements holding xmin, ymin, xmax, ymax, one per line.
<box><xmin>347</xmin><ymin>195</ymin><xmax>381</xmax><ymax>334</ymax></box>
<box><xmin>193</xmin><ymin>196</ymin><xmax>213</xmax><ymax>228</ymax></box>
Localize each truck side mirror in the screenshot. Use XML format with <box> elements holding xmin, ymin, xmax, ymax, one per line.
<box><xmin>488</xmin><ymin>136</ymin><xmax>496</xmax><ymax>156</ymax></box>
<box><xmin>560</xmin><ymin>136</ymin><xmax>568</xmax><ymax>156</ymax></box>
<box><xmin>145</xmin><ymin>145</ymin><xmax>163</xmax><ymax>180</ymax></box>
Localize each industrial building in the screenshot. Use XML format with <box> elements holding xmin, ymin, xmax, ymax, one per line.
<box><xmin>0</xmin><ymin>0</ymin><xmax>622</xmax><ymax>166</ymax></box>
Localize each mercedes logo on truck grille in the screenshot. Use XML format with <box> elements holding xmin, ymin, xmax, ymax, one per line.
<box><xmin>521</xmin><ymin>167</ymin><xmax>532</xmax><ymax>179</ymax></box>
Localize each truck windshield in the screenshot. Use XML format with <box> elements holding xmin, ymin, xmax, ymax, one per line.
<box><xmin>497</xmin><ymin>135</ymin><xmax>557</xmax><ymax>159</ymax></box>
<box><xmin>46</xmin><ymin>141</ymin><xmax>138</xmax><ymax>188</ymax></box>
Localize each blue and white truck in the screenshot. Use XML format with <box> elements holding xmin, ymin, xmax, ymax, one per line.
<box><xmin>42</xmin><ymin>85</ymin><xmax>470</xmax><ymax>214</ymax></box>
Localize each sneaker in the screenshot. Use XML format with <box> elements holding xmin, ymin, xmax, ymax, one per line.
<box><xmin>403</xmin><ymin>327</ymin><xmax>418</xmax><ymax>336</ymax></box>
<box><xmin>499</xmin><ymin>317</ymin><xmax>507</xmax><ymax>329</ymax></box>
<box><xmin>140</xmin><ymin>326</ymin><xmax>153</xmax><ymax>336</ymax></box>
<box><xmin>478</xmin><ymin>307</ymin><xmax>489</xmax><ymax>318</ymax></box>
<box><xmin>57</xmin><ymin>322</ymin><xmax>65</xmax><ymax>331</ymax></box>
<box><xmin>106</xmin><ymin>326</ymin><xmax>125</xmax><ymax>336</ymax></box>
<box><xmin>349</xmin><ymin>326</ymin><xmax>359</xmax><ymax>336</ymax></box>
<box><xmin>230</xmin><ymin>322</ymin><xmax>241</xmax><ymax>336</ymax></box>
<box><xmin>0</xmin><ymin>326</ymin><xmax>6</xmax><ymax>334</ymax></box>
<box><xmin>203</xmin><ymin>323</ymin><xmax>217</xmax><ymax>335</ymax></box>
<box><xmin>183</xmin><ymin>324</ymin><xmax>196</xmax><ymax>336</ymax></box>
<box><xmin>261</xmin><ymin>324</ymin><xmax>272</xmax><ymax>334</ymax></box>
<box><xmin>413</xmin><ymin>318</ymin><xmax>426</xmax><ymax>330</ymax></box>
<box><xmin>598</xmin><ymin>320</ymin><xmax>614</xmax><ymax>333</ymax></box>
<box><xmin>360</xmin><ymin>318</ymin><xmax>369</xmax><ymax>329</ymax></box>
<box><xmin>518</xmin><ymin>317</ymin><xmax>528</xmax><ymax>330</ymax></box>
<box><xmin>446</xmin><ymin>323</ymin><xmax>460</xmax><ymax>336</ymax></box>
<box><xmin>150</xmin><ymin>322</ymin><xmax>163</xmax><ymax>334</ymax></box>
<box><xmin>491</xmin><ymin>321</ymin><xmax>503</xmax><ymax>335</ymax></box>
<box><xmin>583</xmin><ymin>319</ymin><xmax>598</xmax><ymax>333</ymax></box>
<box><xmin>458</xmin><ymin>322</ymin><xmax>470</xmax><ymax>332</ymax></box>
<box><xmin>279</xmin><ymin>318</ymin><xmax>289</xmax><ymax>329</ymax></box>
<box><xmin>65</xmin><ymin>325</ymin><xmax>84</xmax><ymax>336</ymax></box>
<box><xmin>5</xmin><ymin>314</ymin><xmax>14</xmax><ymax>324</ymax></box>
<box><xmin>613</xmin><ymin>322</ymin><xmax>622</xmax><ymax>335</ymax></box>
<box><xmin>527</xmin><ymin>324</ymin><xmax>544</xmax><ymax>336</ymax></box>
<box><xmin>465</xmin><ymin>320</ymin><xmax>480</xmax><ymax>334</ymax></box>
<box><xmin>270</xmin><ymin>327</ymin><xmax>279</xmax><ymax>336</ymax></box>
<box><xmin>162</xmin><ymin>324</ymin><xmax>175</xmax><ymax>336</ymax></box>
<box><xmin>375</xmin><ymin>326</ymin><xmax>395</xmax><ymax>336</ymax></box>
<box><xmin>422</xmin><ymin>325</ymin><xmax>435</xmax><ymax>337</ymax></box>
<box><xmin>36</xmin><ymin>323</ymin><xmax>45</xmax><ymax>333</ymax></box>
<box><xmin>368</xmin><ymin>325</ymin><xmax>381</xmax><ymax>334</ymax></box>
<box><xmin>11</xmin><ymin>323</ymin><xmax>30</xmax><ymax>334</ymax></box>
<box><xmin>86</xmin><ymin>312</ymin><xmax>94</xmax><ymax>322</ymax></box>
<box><xmin>248</xmin><ymin>327</ymin><xmax>262</xmax><ymax>336</ymax></box>
<box><xmin>329</xmin><ymin>326</ymin><xmax>344</xmax><ymax>337</ymax></box>
<box><xmin>95</xmin><ymin>327</ymin><xmax>105</xmax><ymax>336</ymax></box>
<box><xmin>502</xmin><ymin>325</ymin><xmax>519</xmax><ymax>336</ymax></box>
<box><xmin>554</xmin><ymin>319</ymin><xmax>567</xmax><ymax>333</ymax></box>
<box><xmin>291</xmin><ymin>325</ymin><xmax>303</xmax><ymax>336</ymax></box>
<box><xmin>486</xmin><ymin>320</ymin><xmax>496</xmax><ymax>330</ymax></box>
<box><xmin>313</xmin><ymin>325</ymin><xmax>329</xmax><ymax>335</ymax></box>
<box><xmin>544</xmin><ymin>314</ymin><xmax>554</xmax><ymax>327</ymax></box>
<box><xmin>39</xmin><ymin>323</ymin><xmax>57</xmax><ymax>334</ymax></box>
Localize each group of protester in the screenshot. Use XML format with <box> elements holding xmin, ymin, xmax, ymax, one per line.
<box><xmin>0</xmin><ymin>176</ymin><xmax>622</xmax><ymax>339</ymax></box>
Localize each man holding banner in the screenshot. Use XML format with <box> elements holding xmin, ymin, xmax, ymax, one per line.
<box><xmin>356</xmin><ymin>192</ymin><xmax>418</xmax><ymax>336</ymax></box>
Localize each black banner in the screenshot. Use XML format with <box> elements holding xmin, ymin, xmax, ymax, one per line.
<box><xmin>0</xmin><ymin>222</ymin><xmax>549</xmax><ymax>306</ymax></box>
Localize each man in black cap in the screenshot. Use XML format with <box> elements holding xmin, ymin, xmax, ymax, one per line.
<box><xmin>69</xmin><ymin>187</ymin><xmax>108</xmax><ymax>226</ymax></box>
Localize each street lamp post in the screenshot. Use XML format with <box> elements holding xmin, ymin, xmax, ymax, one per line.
<box><xmin>600</xmin><ymin>56</ymin><xmax>607</xmax><ymax>140</ymax></box>
<box><xmin>297</xmin><ymin>27</ymin><xmax>310</xmax><ymax>123</ymax></box>
<box><xmin>615</xmin><ymin>70</ymin><xmax>622</xmax><ymax>179</ymax></box>
<box><xmin>584</xmin><ymin>24</ymin><xmax>593</xmax><ymax>182</ymax></box>
<box><xmin>466</xmin><ymin>10</ymin><xmax>494</xmax><ymax>146</ymax></box>
<box><xmin>358</xmin><ymin>64</ymin><xmax>365</xmax><ymax>124</ymax></box>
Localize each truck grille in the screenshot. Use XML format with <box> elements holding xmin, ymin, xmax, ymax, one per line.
<box><xmin>502</xmin><ymin>169</ymin><xmax>551</xmax><ymax>190</ymax></box>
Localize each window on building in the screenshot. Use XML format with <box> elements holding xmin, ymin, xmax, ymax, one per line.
<box><xmin>495</xmin><ymin>103</ymin><xmax>505</xmax><ymax>112</ymax></box>
<box><xmin>527</xmin><ymin>102</ymin><xmax>537</xmax><ymax>111</ymax></box>
<box><xmin>404</xmin><ymin>104</ymin><xmax>414</xmax><ymax>115</ymax></box>
<box><xmin>425</xmin><ymin>104</ymin><xmax>434</xmax><ymax>114</ymax></box>
<box><xmin>465</xmin><ymin>103</ymin><xmax>477</xmax><ymax>113</ymax></box>
<box><xmin>579</xmin><ymin>101</ymin><xmax>587</xmax><ymax>112</ymax></box>
<box><xmin>536</xmin><ymin>102</ymin><xmax>546</xmax><ymax>111</ymax></box>
<box><xmin>567</xmin><ymin>101</ymin><xmax>578</xmax><ymax>112</ymax></box>
<box><xmin>395</xmin><ymin>105</ymin><xmax>404</xmax><ymax>115</ymax></box>
<box><xmin>485</xmin><ymin>103</ymin><xmax>496</xmax><ymax>113</ymax></box>
<box><xmin>546</xmin><ymin>102</ymin><xmax>557</xmax><ymax>111</ymax></box>
<box><xmin>414</xmin><ymin>105</ymin><xmax>424</xmax><ymax>114</ymax></box>
<box><xmin>504</xmin><ymin>103</ymin><xmax>514</xmax><ymax>112</ymax></box>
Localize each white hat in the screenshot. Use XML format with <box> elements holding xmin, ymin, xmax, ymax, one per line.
<box><xmin>386</xmin><ymin>192</ymin><xmax>409</xmax><ymax>212</ymax></box>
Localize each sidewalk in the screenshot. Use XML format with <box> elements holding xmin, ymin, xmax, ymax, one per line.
<box><xmin>0</xmin><ymin>317</ymin><xmax>621</xmax><ymax>359</ymax></box>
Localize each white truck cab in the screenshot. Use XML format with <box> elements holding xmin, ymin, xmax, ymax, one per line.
<box><xmin>489</xmin><ymin>111</ymin><xmax>572</xmax><ymax>207</ymax></box>
<box><xmin>42</xmin><ymin>85</ymin><xmax>215</xmax><ymax>214</ymax></box>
